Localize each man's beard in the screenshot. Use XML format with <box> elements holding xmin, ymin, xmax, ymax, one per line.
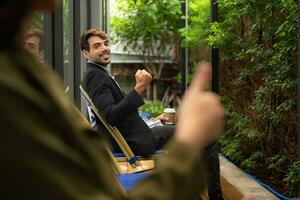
<box><xmin>99</xmin><ymin>50</ymin><xmax>110</xmax><ymax>57</ymax></box>
<box><xmin>96</xmin><ymin>52</ymin><xmax>111</xmax><ymax>65</ymax></box>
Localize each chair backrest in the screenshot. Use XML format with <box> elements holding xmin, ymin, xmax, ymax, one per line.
<box><xmin>69</xmin><ymin>101</ymin><xmax>123</xmax><ymax>175</ymax></box>
<box><xmin>85</xmin><ymin>99</ymin><xmax>97</xmax><ymax>129</ymax></box>
<box><xmin>79</xmin><ymin>85</ymin><xmax>140</xmax><ymax>168</ymax></box>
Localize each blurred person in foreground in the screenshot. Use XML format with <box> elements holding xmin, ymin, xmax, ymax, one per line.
<box><xmin>24</xmin><ymin>28</ymin><xmax>44</xmax><ymax>61</ymax></box>
<box><xmin>0</xmin><ymin>0</ymin><xmax>250</xmax><ymax>200</ymax></box>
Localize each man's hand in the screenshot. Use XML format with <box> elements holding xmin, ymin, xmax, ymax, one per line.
<box><xmin>134</xmin><ymin>69</ymin><xmax>152</xmax><ymax>95</ymax></box>
<box><xmin>150</xmin><ymin>113</ymin><xmax>169</xmax><ymax>122</ymax></box>
<box><xmin>175</xmin><ymin>64</ymin><xmax>224</xmax><ymax>149</ymax></box>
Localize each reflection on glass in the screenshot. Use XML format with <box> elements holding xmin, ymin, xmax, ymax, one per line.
<box><xmin>63</xmin><ymin>0</ymin><xmax>69</xmax><ymax>60</ymax></box>
<box><xmin>24</xmin><ymin>29</ymin><xmax>44</xmax><ymax>62</ymax></box>
<box><xmin>63</xmin><ymin>0</ymin><xmax>73</xmax><ymax>98</ymax></box>
<box><xmin>25</xmin><ymin>11</ymin><xmax>45</xmax><ymax>62</ymax></box>
<box><xmin>31</xmin><ymin>11</ymin><xmax>44</xmax><ymax>30</ymax></box>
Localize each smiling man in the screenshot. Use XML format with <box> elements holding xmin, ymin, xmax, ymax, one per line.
<box><xmin>80</xmin><ymin>28</ymin><xmax>175</xmax><ymax>156</ymax></box>
<box><xmin>80</xmin><ymin>28</ymin><xmax>225</xmax><ymax>200</ymax></box>
<box><xmin>81</xmin><ymin>29</ymin><xmax>111</xmax><ymax>65</ymax></box>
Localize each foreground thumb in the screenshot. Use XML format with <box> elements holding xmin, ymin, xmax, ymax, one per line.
<box><xmin>190</xmin><ymin>63</ymin><xmax>211</xmax><ymax>92</ymax></box>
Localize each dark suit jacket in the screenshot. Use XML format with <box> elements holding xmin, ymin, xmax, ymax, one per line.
<box><xmin>82</xmin><ymin>62</ymin><xmax>156</xmax><ymax>156</ymax></box>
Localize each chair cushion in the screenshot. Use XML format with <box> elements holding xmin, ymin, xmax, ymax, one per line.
<box><xmin>117</xmin><ymin>172</ymin><xmax>150</xmax><ymax>191</ymax></box>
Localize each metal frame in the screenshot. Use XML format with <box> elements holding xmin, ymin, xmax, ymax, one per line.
<box><xmin>211</xmin><ymin>0</ymin><xmax>219</xmax><ymax>94</ymax></box>
<box><xmin>90</xmin><ymin>0</ymin><xmax>101</xmax><ymax>28</ymax></box>
<box><xmin>180</xmin><ymin>0</ymin><xmax>188</xmax><ymax>94</ymax></box>
<box><xmin>297</xmin><ymin>0</ymin><xmax>300</xmax><ymax>195</ymax></box>
<box><xmin>180</xmin><ymin>0</ymin><xmax>219</xmax><ymax>94</ymax></box>
<box><xmin>43</xmin><ymin>1</ymin><xmax>64</xmax><ymax>79</ymax></box>
<box><xmin>72</xmin><ymin>0</ymin><xmax>82</xmax><ymax>107</ymax></box>
<box><xmin>42</xmin><ymin>0</ymin><xmax>106</xmax><ymax>110</ymax></box>
<box><xmin>102</xmin><ymin>0</ymin><xmax>108</xmax><ymax>33</ymax></box>
<box><xmin>87</xmin><ymin>0</ymin><xmax>92</xmax><ymax>29</ymax></box>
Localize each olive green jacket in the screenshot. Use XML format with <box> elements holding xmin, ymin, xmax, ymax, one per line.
<box><xmin>0</xmin><ymin>46</ymin><xmax>205</xmax><ymax>200</ymax></box>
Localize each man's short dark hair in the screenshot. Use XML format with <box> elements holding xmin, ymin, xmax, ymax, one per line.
<box><xmin>80</xmin><ymin>28</ymin><xmax>108</xmax><ymax>52</ymax></box>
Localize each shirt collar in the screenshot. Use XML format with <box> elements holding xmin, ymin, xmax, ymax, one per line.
<box><xmin>87</xmin><ymin>60</ymin><xmax>110</xmax><ymax>73</ymax></box>
<box><xmin>87</xmin><ymin>61</ymin><xmax>115</xmax><ymax>79</ymax></box>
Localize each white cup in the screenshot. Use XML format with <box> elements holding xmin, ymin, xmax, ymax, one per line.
<box><xmin>163</xmin><ymin>108</ymin><xmax>176</xmax><ymax>125</ymax></box>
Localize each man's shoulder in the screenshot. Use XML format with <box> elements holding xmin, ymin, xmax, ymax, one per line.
<box><xmin>82</xmin><ymin>63</ymin><xmax>110</xmax><ymax>89</ymax></box>
<box><xmin>85</xmin><ymin>63</ymin><xmax>108</xmax><ymax>77</ymax></box>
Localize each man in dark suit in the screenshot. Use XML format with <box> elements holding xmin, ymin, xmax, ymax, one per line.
<box><xmin>80</xmin><ymin>28</ymin><xmax>224</xmax><ymax>199</ymax></box>
<box><xmin>81</xmin><ymin>28</ymin><xmax>174</xmax><ymax>156</ymax></box>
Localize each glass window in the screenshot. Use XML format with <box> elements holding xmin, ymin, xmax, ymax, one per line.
<box><xmin>25</xmin><ymin>11</ymin><xmax>45</xmax><ymax>62</ymax></box>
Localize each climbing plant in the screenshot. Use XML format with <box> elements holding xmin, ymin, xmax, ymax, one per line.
<box><xmin>181</xmin><ymin>0</ymin><xmax>299</xmax><ymax>197</ymax></box>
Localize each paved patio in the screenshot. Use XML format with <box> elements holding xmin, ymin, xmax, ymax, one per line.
<box><xmin>200</xmin><ymin>156</ymin><xmax>279</xmax><ymax>200</ymax></box>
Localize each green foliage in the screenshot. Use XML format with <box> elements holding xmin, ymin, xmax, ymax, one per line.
<box><xmin>176</xmin><ymin>61</ymin><xmax>198</xmax><ymax>83</ymax></box>
<box><xmin>220</xmin><ymin>97</ymin><xmax>259</xmax><ymax>163</ymax></box>
<box><xmin>185</xmin><ymin>0</ymin><xmax>298</xmax><ymax>196</ymax></box>
<box><xmin>222</xmin><ymin>97</ymin><xmax>260</xmax><ymax>140</ymax></box>
<box><xmin>111</xmin><ymin>0</ymin><xmax>183</xmax><ymax>100</ymax></box>
<box><xmin>284</xmin><ymin>161</ymin><xmax>300</xmax><ymax>196</ymax></box>
<box><xmin>241</xmin><ymin>151</ymin><xmax>264</xmax><ymax>170</ymax></box>
<box><xmin>30</xmin><ymin>11</ymin><xmax>44</xmax><ymax>30</ymax></box>
<box><xmin>267</xmin><ymin>155</ymin><xmax>288</xmax><ymax>172</ymax></box>
<box><xmin>180</xmin><ymin>0</ymin><xmax>210</xmax><ymax>47</ymax></box>
<box><xmin>139</xmin><ymin>102</ymin><xmax>167</xmax><ymax>117</ymax></box>
<box><xmin>111</xmin><ymin>0</ymin><xmax>182</xmax><ymax>60</ymax></box>
<box><xmin>220</xmin><ymin>138</ymin><xmax>245</xmax><ymax>163</ymax></box>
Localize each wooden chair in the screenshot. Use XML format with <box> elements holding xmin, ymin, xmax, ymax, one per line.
<box><xmin>70</xmin><ymin>97</ymin><xmax>150</xmax><ymax>191</ymax></box>
<box><xmin>79</xmin><ymin>85</ymin><xmax>156</xmax><ymax>174</ymax></box>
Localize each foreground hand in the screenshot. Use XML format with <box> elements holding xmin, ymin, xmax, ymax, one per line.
<box><xmin>175</xmin><ymin>64</ymin><xmax>224</xmax><ymax>149</ymax></box>
<box><xmin>134</xmin><ymin>69</ymin><xmax>152</xmax><ymax>95</ymax></box>
<box><xmin>241</xmin><ymin>195</ymin><xmax>254</xmax><ymax>200</ymax></box>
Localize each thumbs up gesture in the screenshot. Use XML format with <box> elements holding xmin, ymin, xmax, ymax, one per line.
<box><xmin>175</xmin><ymin>64</ymin><xmax>224</xmax><ymax>149</ymax></box>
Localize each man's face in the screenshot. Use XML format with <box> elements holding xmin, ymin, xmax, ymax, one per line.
<box><xmin>83</xmin><ymin>35</ymin><xmax>111</xmax><ymax>65</ymax></box>
<box><xmin>24</xmin><ymin>36</ymin><xmax>42</xmax><ymax>58</ymax></box>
